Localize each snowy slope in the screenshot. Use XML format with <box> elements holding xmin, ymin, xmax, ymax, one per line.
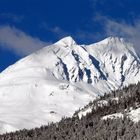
<box><xmin>101</xmin><ymin>108</ymin><xmax>140</xmax><ymax>123</ymax></box>
<box><xmin>0</xmin><ymin>36</ymin><xmax>139</xmax><ymax>133</ymax></box>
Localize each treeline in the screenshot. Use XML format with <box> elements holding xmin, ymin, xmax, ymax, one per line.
<box><xmin>1</xmin><ymin>82</ymin><xmax>140</xmax><ymax>140</ymax></box>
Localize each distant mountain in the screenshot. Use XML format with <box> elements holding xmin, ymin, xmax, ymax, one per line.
<box><xmin>0</xmin><ymin>36</ymin><xmax>139</xmax><ymax>133</ymax></box>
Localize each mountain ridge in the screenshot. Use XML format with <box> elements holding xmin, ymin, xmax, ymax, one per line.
<box><xmin>0</xmin><ymin>36</ymin><xmax>139</xmax><ymax>133</ymax></box>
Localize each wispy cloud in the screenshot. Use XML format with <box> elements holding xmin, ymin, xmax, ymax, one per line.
<box><xmin>0</xmin><ymin>13</ymin><xmax>24</xmax><ymax>23</ymax></box>
<box><xmin>90</xmin><ymin>0</ymin><xmax>106</xmax><ymax>6</ymax></box>
<box><xmin>0</xmin><ymin>25</ymin><xmax>49</xmax><ymax>56</ymax></box>
<box><xmin>95</xmin><ymin>15</ymin><xmax>140</xmax><ymax>55</ymax></box>
<box><xmin>90</xmin><ymin>0</ymin><xmax>125</xmax><ymax>7</ymax></box>
<box><xmin>74</xmin><ymin>13</ymin><xmax>140</xmax><ymax>55</ymax></box>
<box><xmin>40</xmin><ymin>22</ymin><xmax>69</xmax><ymax>39</ymax></box>
<box><xmin>89</xmin><ymin>0</ymin><xmax>140</xmax><ymax>54</ymax></box>
<box><xmin>74</xmin><ymin>28</ymin><xmax>104</xmax><ymax>44</ymax></box>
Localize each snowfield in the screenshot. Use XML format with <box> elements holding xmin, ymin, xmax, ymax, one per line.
<box><xmin>0</xmin><ymin>36</ymin><xmax>139</xmax><ymax>133</ymax></box>
<box><xmin>101</xmin><ymin>108</ymin><xmax>140</xmax><ymax>123</ymax></box>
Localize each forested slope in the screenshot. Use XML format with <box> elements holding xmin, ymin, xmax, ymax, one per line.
<box><xmin>1</xmin><ymin>83</ymin><xmax>140</xmax><ymax>140</ymax></box>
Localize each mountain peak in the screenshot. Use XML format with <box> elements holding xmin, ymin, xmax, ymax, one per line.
<box><xmin>0</xmin><ymin>36</ymin><xmax>140</xmax><ymax>134</ymax></box>
<box><xmin>91</xmin><ymin>36</ymin><xmax>136</xmax><ymax>55</ymax></box>
<box><xmin>98</xmin><ymin>36</ymin><xmax>125</xmax><ymax>45</ymax></box>
<box><xmin>55</xmin><ymin>36</ymin><xmax>76</xmax><ymax>46</ymax></box>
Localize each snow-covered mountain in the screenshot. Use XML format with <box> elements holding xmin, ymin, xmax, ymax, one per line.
<box><xmin>0</xmin><ymin>36</ymin><xmax>139</xmax><ymax>133</ymax></box>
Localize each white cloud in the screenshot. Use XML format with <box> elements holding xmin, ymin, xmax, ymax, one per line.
<box><xmin>0</xmin><ymin>25</ymin><xmax>49</xmax><ymax>56</ymax></box>
<box><xmin>105</xmin><ymin>19</ymin><xmax>140</xmax><ymax>55</ymax></box>
<box><xmin>94</xmin><ymin>15</ymin><xmax>140</xmax><ymax>55</ymax></box>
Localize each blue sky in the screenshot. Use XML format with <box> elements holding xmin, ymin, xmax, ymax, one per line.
<box><xmin>0</xmin><ymin>0</ymin><xmax>140</xmax><ymax>71</ymax></box>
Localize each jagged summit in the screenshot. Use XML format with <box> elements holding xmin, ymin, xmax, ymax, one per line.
<box><xmin>101</xmin><ymin>36</ymin><xmax>125</xmax><ymax>44</ymax></box>
<box><xmin>88</xmin><ymin>36</ymin><xmax>138</xmax><ymax>60</ymax></box>
<box><xmin>55</xmin><ymin>36</ymin><xmax>76</xmax><ymax>46</ymax></box>
<box><xmin>93</xmin><ymin>36</ymin><xmax>131</xmax><ymax>49</ymax></box>
<box><xmin>0</xmin><ymin>36</ymin><xmax>139</xmax><ymax>134</ymax></box>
